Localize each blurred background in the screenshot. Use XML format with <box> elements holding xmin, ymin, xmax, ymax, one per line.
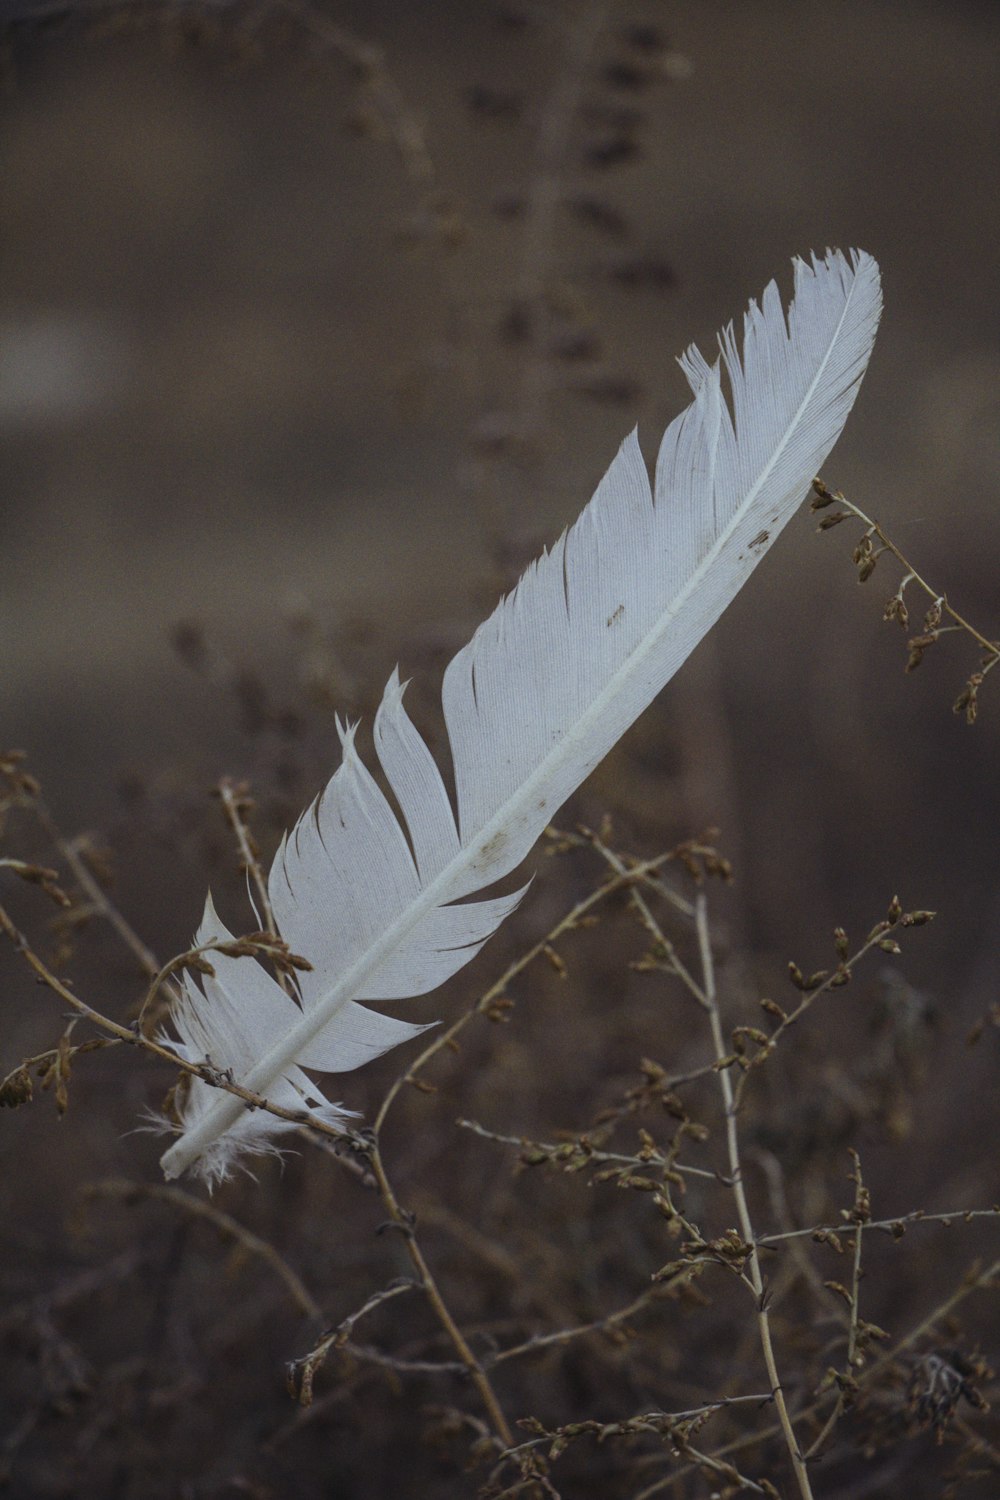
<box><xmin>1</xmin><ymin>3</ymin><xmax>998</xmax><ymax>1496</ymax></box>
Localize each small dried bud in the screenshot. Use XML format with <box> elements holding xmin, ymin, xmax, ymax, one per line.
<box><xmin>966</xmin><ymin>1003</ymin><xmax>1000</xmax><ymax>1047</ymax></box>
<box><xmin>852</xmin><ymin>1187</ymin><xmax>872</xmax><ymax>1224</ymax></box>
<box><xmin>653</xmin><ymin>1257</ymin><xmax>691</xmax><ymax>1283</ymax></box>
<box><xmin>905</xmin><ymin>632</ymin><xmax>938</xmax><ymax>672</ymax></box>
<box><xmin>0</xmin><ymin>1066</ymin><xmax>34</xmax><ymax>1108</ymax></box>
<box><xmin>788</xmin><ymin>961</ymin><xmax>806</xmax><ymax>990</ymax></box>
<box><xmin>811</xmin><ymin>477</ymin><xmax>835</xmax><ymax>507</ymax></box>
<box><xmin>879</xmin><ymin>938</ymin><xmax>903</xmax><ymax>954</ymax></box>
<box><xmin>858</xmin><ymin>1318</ymin><xmax>891</xmax><ymax>1343</ymax></box>
<box><xmin>953</xmin><ymin>672</ymin><xmax>983</xmax><ymax>725</ymax></box>
<box><xmin>856</xmin><ymin>554</ymin><xmax>878</xmax><ymax>583</ymax></box>
<box><xmin>735</xmin><ymin>1026</ymin><xmax>770</xmax><ymax>1048</ymax></box>
<box><xmin>620</xmin><ymin>1175</ymin><xmax>661</xmax><ymax>1193</ymax></box>
<box><xmin>542</xmin><ymin>943</ymin><xmax>567</xmax><ymax>976</ymax></box>
<box><xmin>834</xmin><ymin>926</ymin><xmax>849</xmax><ymax>959</ymax></box>
<box><xmin>900</xmin><ymin>909</ymin><xmax>936</xmax><ymax>927</ymax></box>
<box><xmin>883</xmin><ymin>594</ymin><xmax>909</xmax><ymax>629</ymax></box>
<box><xmin>1</xmin><ymin>750</ymin><xmax>42</xmax><ymax>797</ymax></box>
<box><xmin>887</xmin><ymin>895</ymin><xmax>903</xmax><ymax>924</ymax></box>
<box><xmin>924</xmin><ymin>598</ymin><xmax>944</xmax><ymax>630</ymax></box>
<box><xmin>1</xmin><ymin>859</ymin><xmax>71</xmax><ymax>908</ymax></box>
<box><xmin>817</xmin><ymin>510</ymin><xmax>850</xmax><ymax>530</ymax></box>
<box><xmin>703</xmin><ymin>851</ymin><xmax>734</xmax><ymax>882</ymax></box>
<box><xmin>660</xmin><ymin>1092</ymin><xmax>688</xmax><ymax>1120</ymax></box>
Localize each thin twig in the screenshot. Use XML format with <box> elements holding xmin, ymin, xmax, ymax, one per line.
<box><xmin>0</xmin><ymin>902</ymin><xmax>364</xmax><ymax>1150</ymax></box>
<box><xmin>34</xmin><ymin>800</ymin><xmax>165</xmax><ymax>983</ymax></box>
<box><xmin>81</xmin><ymin>1178</ymin><xmax>322</xmax><ymax>1319</ymax></box>
<box><xmin>215</xmin><ymin>777</ymin><xmax>276</xmax><ymax>932</ymax></box>
<box><xmin>276</xmin><ymin>0</ymin><xmax>436</xmax><ymax>195</ymax></box>
<box><xmin>489</xmin><ymin>1285</ymin><xmax>666</xmax><ymax>1367</ymax></box>
<box><xmin>365</xmin><ymin>1145</ymin><xmax>515</xmax><ymax>1448</ymax></box>
<box><xmin>500</xmin><ymin>1396</ymin><xmax>775</xmax><ymax>1496</ymax></box>
<box><xmin>374</xmin><ymin>843</ymin><xmax>686</xmax><ymax>1133</ymax></box>
<box><xmin>289</xmin><ymin>1279</ymin><xmax>419</xmax><ymax>1404</ymax></box>
<box><xmin>813</xmin><ymin>477</ymin><xmax>999</xmax><ymax>719</ymax></box>
<box><xmin>456</xmin><ymin>1117</ymin><xmax>719</xmax><ymax>1182</ymax></box>
<box><xmin>802</xmin><ymin>1150</ymin><xmax>870</xmax><ymax>1461</ymax></box>
<box><xmin>631</xmin><ymin>1256</ymin><xmax>1000</xmax><ymax>1496</ymax></box>
<box><xmin>512</xmin><ymin>0</ymin><xmax>611</xmax><ymax>439</ymax></box>
<box><xmin>758</xmin><ymin>1205</ymin><xmax>1000</xmax><ymax>1247</ymax></box>
<box><xmin>577</xmin><ymin>828</ymin><xmax>708</xmax><ymax>1008</ymax></box>
<box><xmin>695</xmin><ymin>892</ymin><xmax>815</xmax><ymax>1500</ymax></box>
<box><xmin>816</xmin><ymin>481</ymin><xmax>998</xmax><ymax>660</ymax></box>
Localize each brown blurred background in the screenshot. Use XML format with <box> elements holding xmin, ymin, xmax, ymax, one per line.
<box><xmin>1</xmin><ymin>2</ymin><xmax>998</xmax><ymax>1496</ymax></box>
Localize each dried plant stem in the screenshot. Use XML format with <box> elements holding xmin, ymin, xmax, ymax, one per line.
<box><xmin>489</xmin><ymin>1285</ymin><xmax>668</xmax><ymax>1367</ymax></box>
<box><xmin>758</xmin><ymin>1206</ymin><xmax>1000</xmax><ymax>1246</ymax></box>
<box><xmin>365</xmin><ymin>1144</ymin><xmax>514</xmax><ymax>1448</ymax></box>
<box><xmin>0</xmin><ymin>902</ymin><xmax>362</xmax><ymax>1148</ymax></box>
<box><xmin>733</xmin><ymin>912</ymin><xmax>918</xmax><ymax>1111</ymax></box>
<box><xmin>826</xmin><ymin>487</ymin><xmax>998</xmax><ymax>663</ymax></box>
<box><xmin>135</xmin><ymin>942</ymin><xmax>225</xmax><ymax>1034</ymax></box>
<box><xmin>573</xmin><ymin>831</ymin><xmax>706</xmax><ymax>1007</ymax></box>
<box><xmin>513</xmin><ymin>0</ymin><xmax>610</xmax><ymax>436</ymax></box>
<box><xmin>1</xmin><ymin>898</ymin><xmax>511</xmax><ymax>1436</ymax></box>
<box><xmin>457</xmin><ymin>1117</ymin><xmax>719</xmax><ymax>1183</ymax></box>
<box><xmin>374</xmin><ymin>844</ymin><xmax>682</xmax><ymax>1133</ymax></box>
<box><xmin>34</xmin><ymin>800</ymin><xmax>164</xmax><ymax>983</ymax></box>
<box><xmin>814</xmin><ymin>478</ymin><xmax>998</xmax><ymax>719</ymax></box>
<box><xmin>695</xmin><ymin>892</ymin><xmax>815</xmax><ymax>1500</ymax></box>
<box><xmin>290</xmin><ymin>1280</ymin><xmax>419</xmax><ymax>1406</ymax></box>
<box><xmin>802</xmin><ymin>1152</ymin><xmax>869</xmax><ymax>1461</ymax></box>
<box><xmin>866</xmin><ymin>1255</ymin><xmax>1000</xmax><ymax>1374</ymax></box>
<box><xmin>82</xmin><ymin>1178</ymin><xmax>322</xmax><ymax>1319</ymax></box>
<box><xmin>275</xmin><ymin>0</ymin><xmax>436</xmax><ymax>196</ymax></box>
<box><xmin>637</xmin><ymin>1255</ymin><xmax>1000</xmax><ymax>1497</ymax></box>
<box><xmin>216</xmin><ymin>777</ymin><xmax>275</xmax><ymax>931</ymax></box>
<box><xmin>503</xmin><ymin>1396</ymin><xmax>776</xmax><ymax>1496</ymax></box>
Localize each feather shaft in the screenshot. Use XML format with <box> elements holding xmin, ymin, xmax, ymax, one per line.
<box><xmin>160</xmin><ymin>249</ymin><xmax>881</xmax><ymax>1183</ymax></box>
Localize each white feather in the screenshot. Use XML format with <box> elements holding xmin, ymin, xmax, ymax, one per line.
<box><xmin>159</xmin><ymin>249</ymin><xmax>881</xmax><ymax>1184</ymax></box>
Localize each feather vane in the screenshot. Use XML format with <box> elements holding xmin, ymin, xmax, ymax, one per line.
<box><xmin>159</xmin><ymin>249</ymin><xmax>882</xmax><ymax>1184</ymax></box>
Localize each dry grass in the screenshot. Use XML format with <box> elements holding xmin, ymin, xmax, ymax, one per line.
<box><xmin>2</xmin><ymin>4</ymin><xmax>998</xmax><ymax>1497</ymax></box>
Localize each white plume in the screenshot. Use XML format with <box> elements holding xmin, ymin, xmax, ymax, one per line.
<box><xmin>159</xmin><ymin>249</ymin><xmax>881</xmax><ymax>1185</ymax></box>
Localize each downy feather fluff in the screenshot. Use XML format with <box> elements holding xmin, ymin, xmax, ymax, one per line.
<box><xmin>160</xmin><ymin>248</ymin><xmax>882</xmax><ymax>1184</ymax></box>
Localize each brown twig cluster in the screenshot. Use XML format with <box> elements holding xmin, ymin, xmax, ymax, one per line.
<box><xmin>812</xmin><ymin>478</ymin><xmax>999</xmax><ymax>722</ymax></box>
<box><xmin>3</xmin><ymin>743</ymin><xmax>997</xmax><ymax>1496</ymax></box>
<box><xmin>2</xmin><ymin>9</ymin><xmax>997</xmax><ymax>1500</ymax></box>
